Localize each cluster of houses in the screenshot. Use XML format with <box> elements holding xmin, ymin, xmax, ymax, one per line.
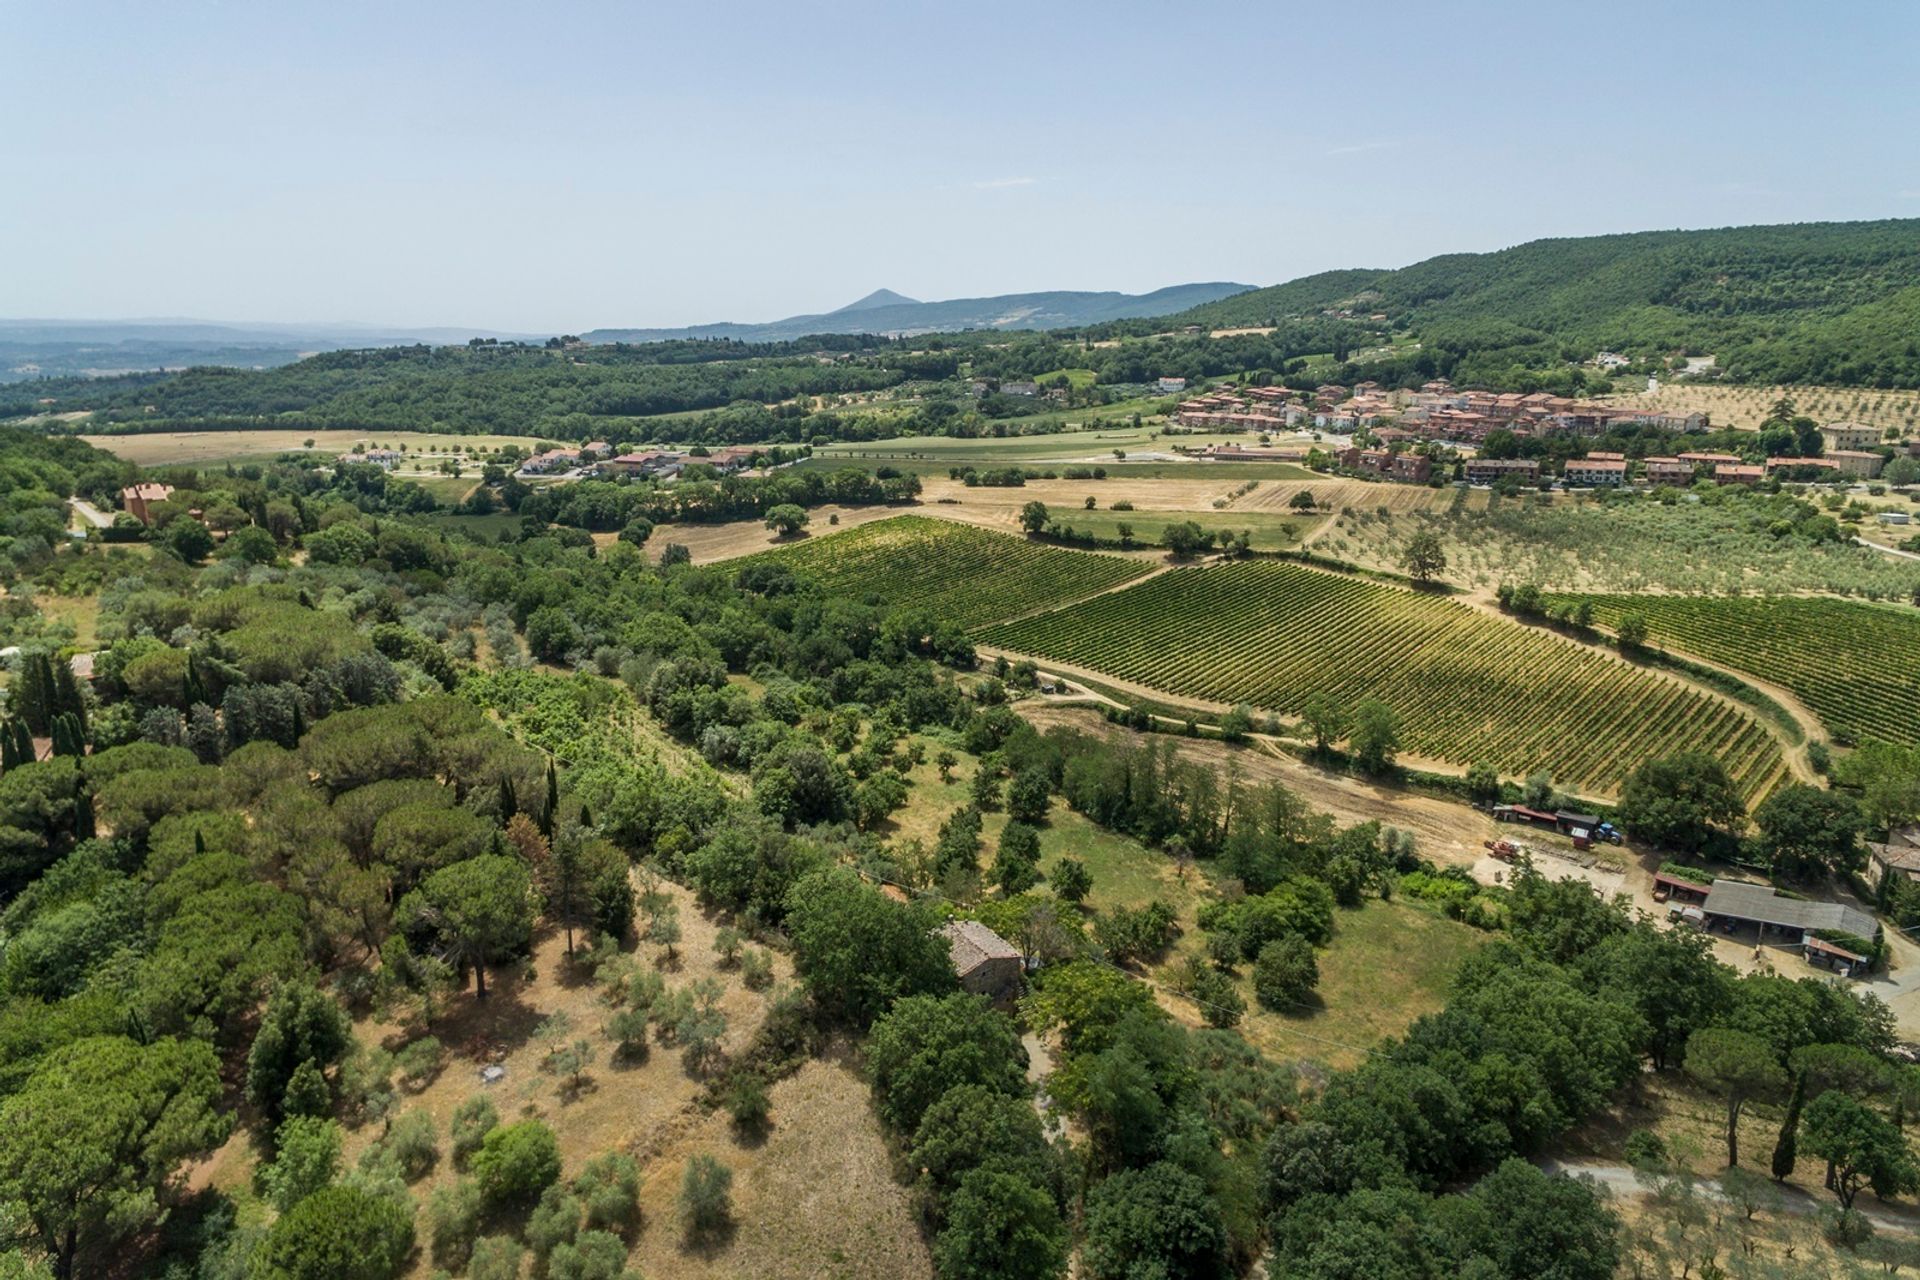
<box><xmin>516</xmin><ymin>443</ymin><xmax>762</xmax><ymax>480</ymax></box>
<box><xmin>1338</xmin><ymin>446</ymin><xmax>1431</xmax><ymax>483</ymax></box>
<box><xmin>1450</xmin><ymin>444</ymin><xmax>1894</xmax><ymax>491</ymax></box>
<box><xmin>516</xmin><ymin>441</ymin><xmax>616</xmax><ymax>476</ymax></box>
<box><xmin>1173</xmin><ymin>378</ymin><xmax>1708</xmax><ymax>445</ymax></box>
<box><xmin>1400</xmin><ymin>383</ymin><xmax>1707</xmax><ymax>443</ymax></box>
<box><xmin>1172</xmin><ymin>382</ymin><xmax>1395</xmax><ymax>433</ymax></box>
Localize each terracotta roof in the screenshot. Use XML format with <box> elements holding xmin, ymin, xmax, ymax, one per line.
<box><xmin>938</xmin><ymin>920</ymin><xmax>1020</xmax><ymax>976</ymax></box>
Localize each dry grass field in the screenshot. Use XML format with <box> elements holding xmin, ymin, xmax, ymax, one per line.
<box><xmin>79</xmin><ymin>429</ymin><xmax>539</xmax><ymax>467</ymax></box>
<box><xmin>1601</xmin><ymin>382</ymin><xmax>1920</xmax><ymax>435</ymax></box>
<box><xmin>640</xmin><ymin>472</ymin><xmax>1325</xmax><ymax>565</ymax></box>
<box><xmin>186</xmin><ymin>874</ymin><xmax>928</xmax><ymax>1280</ymax></box>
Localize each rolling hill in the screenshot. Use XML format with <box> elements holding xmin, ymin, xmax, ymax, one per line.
<box><xmin>581</xmin><ymin>282</ymin><xmax>1254</xmax><ymax>345</ymax></box>
<box><xmin>1163</xmin><ymin>219</ymin><xmax>1920</xmax><ymax>386</ymax></box>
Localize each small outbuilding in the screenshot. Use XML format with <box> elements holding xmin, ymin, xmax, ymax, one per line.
<box><xmin>938</xmin><ymin>920</ymin><xmax>1024</xmax><ymax>1001</ymax></box>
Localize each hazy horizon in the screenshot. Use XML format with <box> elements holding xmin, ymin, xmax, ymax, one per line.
<box><xmin>6</xmin><ymin>0</ymin><xmax>1917</xmax><ymax>333</ymax></box>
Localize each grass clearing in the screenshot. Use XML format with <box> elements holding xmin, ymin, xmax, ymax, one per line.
<box><xmin>1234</xmin><ymin>899</ymin><xmax>1489</xmax><ymax>1071</ymax></box>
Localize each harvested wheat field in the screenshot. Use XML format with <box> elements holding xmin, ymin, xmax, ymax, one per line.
<box><xmin>81</xmin><ymin>428</ymin><xmax>538</xmax><ymax>467</ymax></box>
<box><xmin>630</xmin><ymin>503</ymin><xmax>909</xmax><ymax>563</ymax></box>
<box><xmin>1236</xmin><ymin>476</ymin><xmax>1477</xmax><ymax>518</ymax></box>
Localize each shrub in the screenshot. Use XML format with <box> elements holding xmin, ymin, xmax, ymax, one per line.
<box><xmin>424</xmin><ymin>1179</ymin><xmax>482</xmax><ymax>1270</ymax></box>
<box><xmin>679</xmin><ymin>1154</ymin><xmax>734</xmax><ymax>1242</ymax></box>
<box><xmin>393</xmin><ymin>1035</ymin><xmax>443</xmax><ymax>1089</ymax></box>
<box><xmin>450</xmin><ymin>1095</ymin><xmax>499</xmax><ymax>1167</ymax></box>
<box><xmin>465</xmin><ymin>1236</ymin><xmax>523</xmax><ymax>1280</ymax></box>
<box><xmin>526</xmin><ymin>1184</ymin><xmax>582</xmax><ymax>1263</ymax></box>
<box><xmin>472</xmin><ymin>1120</ymin><xmax>561</xmax><ymax>1207</ymax></box>
<box><xmin>723</xmin><ymin>1071</ymin><xmax>772</xmax><ymax>1137</ymax></box>
<box><xmin>1252</xmin><ymin>935</ymin><xmax>1318</xmax><ymax>1009</ymax></box>
<box><xmin>260</xmin><ymin>1116</ymin><xmax>343</xmax><ymax>1213</ymax></box>
<box><xmin>547</xmin><ymin>1230</ymin><xmax>636</xmax><ymax>1280</ymax></box>
<box><xmin>370</xmin><ymin>1108</ymin><xmax>438</xmax><ymax>1181</ymax></box>
<box><xmin>574</xmin><ymin>1151</ymin><xmax>642</xmax><ymax>1234</ymax></box>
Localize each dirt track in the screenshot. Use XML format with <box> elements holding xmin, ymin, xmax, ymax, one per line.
<box><xmin>1013</xmin><ymin>702</ymin><xmax>1510</xmax><ymax>868</ymax></box>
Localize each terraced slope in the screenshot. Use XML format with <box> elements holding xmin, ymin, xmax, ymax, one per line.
<box><xmin>982</xmin><ymin>560</ymin><xmax>1788</xmax><ymax>800</ymax></box>
<box><xmin>1546</xmin><ymin>594</ymin><xmax>1920</xmax><ymax>748</ymax></box>
<box><xmin>744</xmin><ymin>514</ymin><xmax>1150</xmax><ymax>630</ymax></box>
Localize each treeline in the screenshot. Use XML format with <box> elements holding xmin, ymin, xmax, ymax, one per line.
<box><xmin>3</xmin><ymin>343</ymin><xmax>911</xmax><ymax>435</ymax></box>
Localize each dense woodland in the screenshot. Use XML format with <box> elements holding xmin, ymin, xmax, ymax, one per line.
<box><xmin>1161</xmin><ymin>220</ymin><xmax>1920</xmax><ymax>388</ymax></box>
<box><xmin>2</xmin><ymin>432</ymin><xmax>1920</xmax><ymax>1279</ymax></box>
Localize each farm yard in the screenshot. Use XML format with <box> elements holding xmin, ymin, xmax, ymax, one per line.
<box><xmin>1548</xmin><ymin>593</ymin><xmax>1920</xmax><ymax>748</ymax></box>
<box><xmin>981</xmin><ymin>559</ymin><xmax>1790</xmax><ymax>799</ymax></box>
<box><xmin>741</xmin><ymin>514</ymin><xmax>1151</xmax><ymax>629</ymax></box>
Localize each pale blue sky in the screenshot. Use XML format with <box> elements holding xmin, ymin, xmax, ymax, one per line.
<box><xmin>4</xmin><ymin>0</ymin><xmax>1916</xmax><ymax>332</ymax></box>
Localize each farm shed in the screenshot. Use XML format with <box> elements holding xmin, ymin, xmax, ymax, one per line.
<box><xmin>1652</xmin><ymin>870</ymin><xmax>1710</xmax><ymax>904</ymax></box>
<box><xmin>1698</xmin><ymin>880</ymin><xmax>1879</xmax><ymax>947</ymax></box>
<box><xmin>938</xmin><ymin>920</ymin><xmax>1024</xmax><ymax>1001</ymax></box>
<box><xmin>1493</xmin><ymin>805</ymin><xmax>1558</xmax><ymax>828</ymax></box>
<box><xmin>1554</xmin><ymin>810</ymin><xmax>1601</xmax><ymax>835</ymax></box>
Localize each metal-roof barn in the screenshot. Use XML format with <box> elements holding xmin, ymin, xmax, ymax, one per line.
<box><xmin>1700</xmin><ymin>880</ymin><xmax>1879</xmax><ymax>941</ymax></box>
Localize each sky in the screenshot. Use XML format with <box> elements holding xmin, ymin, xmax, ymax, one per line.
<box><xmin>4</xmin><ymin>0</ymin><xmax>1918</xmax><ymax>333</ymax></box>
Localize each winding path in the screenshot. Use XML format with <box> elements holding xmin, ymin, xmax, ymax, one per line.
<box><xmin>1539</xmin><ymin>1158</ymin><xmax>1920</xmax><ymax>1235</ymax></box>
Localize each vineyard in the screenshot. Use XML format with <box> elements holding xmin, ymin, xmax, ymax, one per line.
<box><xmin>980</xmin><ymin>560</ymin><xmax>1789</xmax><ymax>800</ymax></box>
<box><xmin>1546</xmin><ymin>593</ymin><xmax>1920</xmax><ymax>748</ymax></box>
<box><xmin>744</xmin><ymin>514</ymin><xmax>1150</xmax><ymax>629</ymax></box>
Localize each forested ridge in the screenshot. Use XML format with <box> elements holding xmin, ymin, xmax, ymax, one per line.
<box><xmin>1163</xmin><ymin>219</ymin><xmax>1920</xmax><ymax>387</ymax></box>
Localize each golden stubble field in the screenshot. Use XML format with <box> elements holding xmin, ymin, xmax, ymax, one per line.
<box><xmin>80</xmin><ymin>429</ymin><xmax>539</xmax><ymax>467</ymax></box>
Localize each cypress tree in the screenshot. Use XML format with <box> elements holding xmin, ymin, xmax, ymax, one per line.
<box><xmin>71</xmin><ymin>771</ymin><xmax>93</xmax><ymax>839</ymax></box>
<box><xmin>1772</xmin><ymin>1071</ymin><xmax>1805</xmax><ymax>1182</ymax></box>
<box><xmin>10</xmin><ymin>719</ymin><xmax>32</xmax><ymax>768</ymax></box>
<box><xmin>15</xmin><ymin>652</ymin><xmax>54</xmax><ymax>733</ymax></box>
<box><xmin>48</xmin><ymin>713</ymin><xmax>78</xmax><ymax>758</ymax></box>
<box><xmin>542</xmin><ymin>759</ymin><xmax>558</xmax><ymax>838</ymax></box>
<box><xmin>499</xmin><ymin>772</ymin><xmax>518</xmax><ymax>823</ymax></box>
<box><xmin>0</xmin><ymin>718</ymin><xmax>20</xmax><ymax>772</ymax></box>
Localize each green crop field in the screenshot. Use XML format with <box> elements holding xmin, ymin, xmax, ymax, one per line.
<box><xmin>1545</xmin><ymin>594</ymin><xmax>1920</xmax><ymax>748</ymax></box>
<box><xmin>744</xmin><ymin>514</ymin><xmax>1150</xmax><ymax>629</ymax></box>
<box><xmin>981</xmin><ymin>560</ymin><xmax>1789</xmax><ymax>799</ymax></box>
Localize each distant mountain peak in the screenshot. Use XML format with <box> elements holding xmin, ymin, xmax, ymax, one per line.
<box><xmin>831</xmin><ymin>288</ymin><xmax>920</xmax><ymax>314</ymax></box>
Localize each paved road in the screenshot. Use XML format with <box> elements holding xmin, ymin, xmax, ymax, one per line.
<box><xmin>69</xmin><ymin>497</ymin><xmax>114</xmax><ymax>529</ymax></box>
<box><xmin>1858</xmin><ymin>535</ymin><xmax>1920</xmax><ymax>562</ymax></box>
<box><xmin>1541</xmin><ymin>1158</ymin><xmax>1920</xmax><ymax>1234</ymax></box>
